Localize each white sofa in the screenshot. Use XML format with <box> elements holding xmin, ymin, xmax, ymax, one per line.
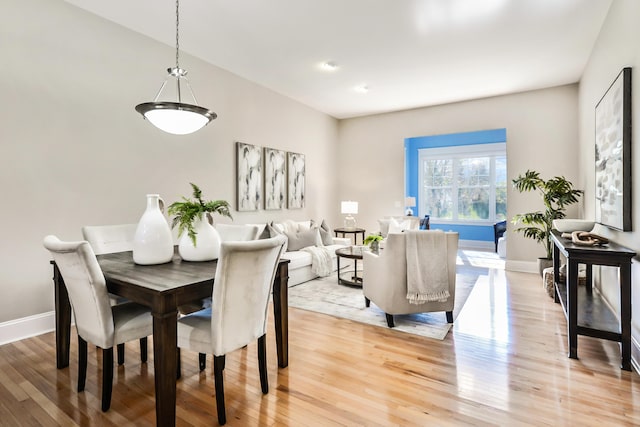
<box><xmin>254</xmin><ymin>220</ymin><xmax>350</xmax><ymax>286</ymax></box>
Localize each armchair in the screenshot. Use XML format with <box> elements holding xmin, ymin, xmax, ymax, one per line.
<box><xmin>362</xmin><ymin>230</ymin><xmax>458</xmax><ymax>327</ymax></box>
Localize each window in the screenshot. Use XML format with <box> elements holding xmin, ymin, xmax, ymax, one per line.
<box><xmin>419</xmin><ymin>143</ymin><xmax>506</xmax><ymax>224</ymax></box>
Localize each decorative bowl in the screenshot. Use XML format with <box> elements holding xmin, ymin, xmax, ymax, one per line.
<box><xmin>552</xmin><ymin>219</ymin><xmax>595</xmax><ymax>233</ymax></box>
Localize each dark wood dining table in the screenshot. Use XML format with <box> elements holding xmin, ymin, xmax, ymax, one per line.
<box><xmin>51</xmin><ymin>249</ymin><xmax>290</xmax><ymax>427</ymax></box>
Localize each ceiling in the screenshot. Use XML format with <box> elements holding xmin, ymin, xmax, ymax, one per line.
<box><xmin>63</xmin><ymin>0</ymin><xmax>612</xmax><ymax>119</ymax></box>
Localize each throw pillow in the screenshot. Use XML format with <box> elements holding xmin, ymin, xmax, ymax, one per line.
<box><xmin>388</xmin><ymin>217</ymin><xmax>410</xmax><ymax>234</ymax></box>
<box><xmin>378</xmin><ymin>218</ymin><xmax>391</xmax><ymax>237</ymax></box>
<box><xmin>267</xmin><ymin>224</ymin><xmax>288</xmax><ymax>252</ymax></box>
<box><xmin>285</xmin><ymin>228</ymin><xmax>320</xmax><ymax>251</ymax></box>
<box><xmin>311</xmin><ymin>219</ymin><xmax>334</xmax><ymax>246</ymax></box>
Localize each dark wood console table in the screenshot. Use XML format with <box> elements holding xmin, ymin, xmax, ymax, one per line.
<box><xmin>551</xmin><ymin>230</ymin><xmax>635</xmax><ymax>371</ymax></box>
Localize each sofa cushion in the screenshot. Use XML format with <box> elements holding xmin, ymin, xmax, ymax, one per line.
<box><xmin>280</xmin><ymin>250</ymin><xmax>312</xmax><ymax>270</ymax></box>
<box><xmin>285</xmin><ymin>228</ymin><xmax>321</xmax><ymax>251</ymax></box>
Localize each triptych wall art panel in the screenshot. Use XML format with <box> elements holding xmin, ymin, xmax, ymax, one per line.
<box><xmin>264</xmin><ymin>147</ymin><xmax>286</xmax><ymax>210</ymax></box>
<box><xmin>235</xmin><ymin>142</ymin><xmax>305</xmax><ymax>211</ymax></box>
<box><xmin>287</xmin><ymin>152</ymin><xmax>305</xmax><ymax>209</ymax></box>
<box><xmin>236</xmin><ymin>142</ymin><xmax>262</xmax><ymax>211</ymax></box>
<box><xmin>595</xmin><ymin>67</ymin><xmax>632</xmax><ymax>231</ymax></box>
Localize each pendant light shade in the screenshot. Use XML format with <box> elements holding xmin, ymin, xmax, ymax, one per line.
<box><xmin>136</xmin><ymin>101</ymin><xmax>216</xmax><ymax>135</ymax></box>
<box><xmin>135</xmin><ymin>0</ymin><xmax>216</xmax><ymax>135</ymax></box>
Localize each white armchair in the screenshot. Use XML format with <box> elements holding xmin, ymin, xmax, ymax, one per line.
<box><xmin>362</xmin><ymin>230</ymin><xmax>458</xmax><ymax>327</ymax></box>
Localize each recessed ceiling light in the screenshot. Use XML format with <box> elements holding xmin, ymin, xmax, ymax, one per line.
<box><xmin>320</xmin><ymin>61</ymin><xmax>338</xmax><ymax>71</ymax></box>
<box><xmin>354</xmin><ymin>84</ymin><xmax>369</xmax><ymax>94</ymax></box>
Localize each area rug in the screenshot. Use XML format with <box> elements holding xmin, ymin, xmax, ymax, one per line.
<box><xmin>288</xmin><ymin>250</ymin><xmax>495</xmax><ymax>340</ymax></box>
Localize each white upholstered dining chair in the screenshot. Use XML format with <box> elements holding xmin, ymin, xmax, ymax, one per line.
<box><xmin>176</xmin><ymin>235</ymin><xmax>287</xmax><ymax>425</ymax></box>
<box><xmin>362</xmin><ymin>230</ymin><xmax>458</xmax><ymax>327</ymax></box>
<box><xmin>215</xmin><ymin>223</ymin><xmax>260</xmax><ymax>242</ymax></box>
<box><xmin>82</xmin><ymin>223</ymin><xmax>147</xmax><ymax>365</ymax></box>
<box><xmin>43</xmin><ymin>235</ymin><xmax>153</xmax><ymax>412</ymax></box>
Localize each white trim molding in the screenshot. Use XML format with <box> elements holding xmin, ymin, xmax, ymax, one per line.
<box><xmin>0</xmin><ymin>311</ymin><xmax>56</xmax><ymax>346</ymax></box>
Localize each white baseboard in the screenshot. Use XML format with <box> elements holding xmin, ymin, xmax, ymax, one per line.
<box><xmin>0</xmin><ymin>311</ymin><xmax>57</xmax><ymax>346</ymax></box>
<box><xmin>459</xmin><ymin>239</ymin><xmax>494</xmax><ymax>251</ymax></box>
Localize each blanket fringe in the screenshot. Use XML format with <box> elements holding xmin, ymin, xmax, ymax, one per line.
<box><xmin>406</xmin><ymin>290</ymin><xmax>450</xmax><ymax>305</ymax></box>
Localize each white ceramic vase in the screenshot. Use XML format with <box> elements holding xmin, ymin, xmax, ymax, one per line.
<box><xmin>178</xmin><ymin>214</ymin><xmax>221</xmax><ymax>261</ymax></box>
<box><xmin>133</xmin><ymin>194</ymin><xmax>174</xmax><ymax>265</ymax></box>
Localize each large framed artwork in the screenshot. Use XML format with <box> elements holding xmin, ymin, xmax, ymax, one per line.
<box><xmin>595</xmin><ymin>67</ymin><xmax>632</xmax><ymax>231</ymax></box>
<box><xmin>287</xmin><ymin>151</ymin><xmax>305</xmax><ymax>209</ymax></box>
<box><xmin>236</xmin><ymin>142</ymin><xmax>262</xmax><ymax>211</ymax></box>
<box><xmin>264</xmin><ymin>147</ymin><xmax>286</xmax><ymax>210</ymax></box>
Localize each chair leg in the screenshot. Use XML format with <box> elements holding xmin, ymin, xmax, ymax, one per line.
<box><xmin>77</xmin><ymin>336</ymin><xmax>87</xmax><ymax>392</ymax></box>
<box><xmin>213</xmin><ymin>355</ymin><xmax>226</xmax><ymax>425</ymax></box>
<box><xmin>364</xmin><ymin>297</ymin><xmax>370</xmax><ymax>307</ymax></box>
<box><xmin>199</xmin><ymin>353</ymin><xmax>206</xmax><ymax>371</ymax></box>
<box><xmin>140</xmin><ymin>337</ymin><xmax>148</xmax><ymax>363</ymax></box>
<box><xmin>446</xmin><ymin>311</ymin><xmax>454</xmax><ymax>323</ymax></box>
<box><xmin>385</xmin><ymin>313</ymin><xmax>395</xmax><ymax>328</ymax></box>
<box><xmin>117</xmin><ymin>343</ymin><xmax>125</xmax><ymax>365</ymax></box>
<box><xmin>102</xmin><ymin>347</ymin><xmax>114</xmax><ymax>412</ymax></box>
<box><xmin>257</xmin><ymin>335</ymin><xmax>268</xmax><ymax>394</ymax></box>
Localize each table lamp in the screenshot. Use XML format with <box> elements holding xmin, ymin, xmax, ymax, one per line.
<box><xmin>341</xmin><ymin>201</ymin><xmax>358</xmax><ymax>229</ymax></box>
<box><xmin>405</xmin><ymin>197</ymin><xmax>416</xmax><ymax>216</ymax></box>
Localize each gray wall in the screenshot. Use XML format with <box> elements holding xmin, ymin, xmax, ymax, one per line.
<box><xmin>0</xmin><ymin>0</ymin><xmax>339</xmax><ymax>323</ymax></box>
<box><xmin>577</xmin><ymin>0</ymin><xmax>640</xmax><ymax>351</ymax></box>
<box><xmin>338</xmin><ymin>84</ymin><xmax>580</xmax><ymax>270</ymax></box>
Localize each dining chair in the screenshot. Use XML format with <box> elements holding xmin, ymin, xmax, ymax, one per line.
<box><xmin>190</xmin><ymin>223</ymin><xmax>261</xmax><ymax>371</ymax></box>
<box><xmin>43</xmin><ymin>235</ymin><xmax>153</xmax><ymax>412</ymax></box>
<box><xmin>82</xmin><ymin>224</ymin><xmax>147</xmax><ymax>365</ymax></box>
<box><xmin>176</xmin><ymin>235</ymin><xmax>287</xmax><ymax>425</ymax></box>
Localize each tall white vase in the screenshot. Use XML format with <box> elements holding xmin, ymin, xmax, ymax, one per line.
<box><xmin>178</xmin><ymin>214</ymin><xmax>221</xmax><ymax>261</ymax></box>
<box><xmin>133</xmin><ymin>194</ymin><xmax>174</xmax><ymax>265</ymax></box>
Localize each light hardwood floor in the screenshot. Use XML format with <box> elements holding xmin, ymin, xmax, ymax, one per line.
<box><xmin>1</xmin><ymin>253</ymin><xmax>639</xmax><ymax>426</ymax></box>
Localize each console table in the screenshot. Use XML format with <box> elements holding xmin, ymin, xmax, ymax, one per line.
<box><xmin>551</xmin><ymin>230</ymin><xmax>635</xmax><ymax>370</ymax></box>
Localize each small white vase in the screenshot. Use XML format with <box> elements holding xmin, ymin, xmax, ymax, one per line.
<box><xmin>178</xmin><ymin>214</ymin><xmax>221</xmax><ymax>261</ymax></box>
<box><xmin>133</xmin><ymin>194</ymin><xmax>174</xmax><ymax>265</ymax></box>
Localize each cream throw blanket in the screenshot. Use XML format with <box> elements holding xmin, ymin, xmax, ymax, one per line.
<box><xmin>405</xmin><ymin>230</ymin><xmax>450</xmax><ymax>304</ymax></box>
<box><xmin>301</xmin><ymin>246</ymin><xmax>333</xmax><ymax>277</ymax></box>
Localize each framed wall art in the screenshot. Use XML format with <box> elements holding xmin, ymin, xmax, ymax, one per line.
<box><xmin>264</xmin><ymin>147</ymin><xmax>286</xmax><ymax>210</ymax></box>
<box><xmin>287</xmin><ymin>151</ymin><xmax>305</xmax><ymax>209</ymax></box>
<box><xmin>236</xmin><ymin>142</ymin><xmax>262</xmax><ymax>211</ymax></box>
<box><xmin>595</xmin><ymin>67</ymin><xmax>632</xmax><ymax>231</ymax></box>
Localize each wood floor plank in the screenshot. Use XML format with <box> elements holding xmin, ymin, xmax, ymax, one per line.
<box><xmin>2</xmin><ymin>253</ymin><xmax>640</xmax><ymax>425</ymax></box>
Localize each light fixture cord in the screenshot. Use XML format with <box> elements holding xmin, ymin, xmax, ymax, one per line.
<box><xmin>175</xmin><ymin>0</ymin><xmax>180</xmax><ymax>71</ymax></box>
<box><xmin>175</xmin><ymin>0</ymin><xmax>181</xmax><ymax>102</ymax></box>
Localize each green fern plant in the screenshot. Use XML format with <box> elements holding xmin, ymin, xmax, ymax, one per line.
<box><xmin>511</xmin><ymin>170</ymin><xmax>582</xmax><ymax>260</ymax></box>
<box><xmin>168</xmin><ymin>183</ymin><xmax>232</xmax><ymax>246</ymax></box>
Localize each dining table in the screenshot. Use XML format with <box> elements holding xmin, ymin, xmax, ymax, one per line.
<box><xmin>51</xmin><ymin>249</ymin><xmax>290</xmax><ymax>427</ymax></box>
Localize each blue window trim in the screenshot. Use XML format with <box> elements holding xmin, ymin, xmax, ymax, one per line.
<box><xmin>404</xmin><ymin>128</ymin><xmax>507</xmax><ymax>242</ymax></box>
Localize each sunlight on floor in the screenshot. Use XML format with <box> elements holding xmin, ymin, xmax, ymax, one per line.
<box><xmin>457</xmin><ymin>249</ymin><xmax>505</xmax><ymax>270</ymax></box>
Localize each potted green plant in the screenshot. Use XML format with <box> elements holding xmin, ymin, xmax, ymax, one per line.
<box><xmin>511</xmin><ymin>170</ymin><xmax>583</xmax><ymax>274</ymax></box>
<box><xmin>363</xmin><ymin>233</ymin><xmax>384</xmax><ymax>253</ymax></box>
<box><xmin>168</xmin><ymin>183</ymin><xmax>232</xmax><ymax>261</ymax></box>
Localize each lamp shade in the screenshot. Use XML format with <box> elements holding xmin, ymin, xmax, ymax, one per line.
<box><xmin>137</xmin><ymin>102</ymin><xmax>216</xmax><ymax>135</ymax></box>
<box><xmin>341</xmin><ymin>201</ymin><xmax>358</xmax><ymax>215</ymax></box>
<box><xmin>405</xmin><ymin>197</ymin><xmax>416</xmax><ymax>207</ymax></box>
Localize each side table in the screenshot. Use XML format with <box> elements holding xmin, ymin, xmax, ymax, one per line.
<box><xmin>334</xmin><ymin>227</ymin><xmax>366</xmax><ymax>245</ymax></box>
<box><xmin>335</xmin><ymin>246</ymin><xmax>364</xmax><ymax>287</ymax></box>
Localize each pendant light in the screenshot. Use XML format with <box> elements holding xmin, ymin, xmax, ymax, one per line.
<box><xmin>135</xmin><ymin>0</ymin><xmax>216</xmax><ymax>135</ymax></box>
